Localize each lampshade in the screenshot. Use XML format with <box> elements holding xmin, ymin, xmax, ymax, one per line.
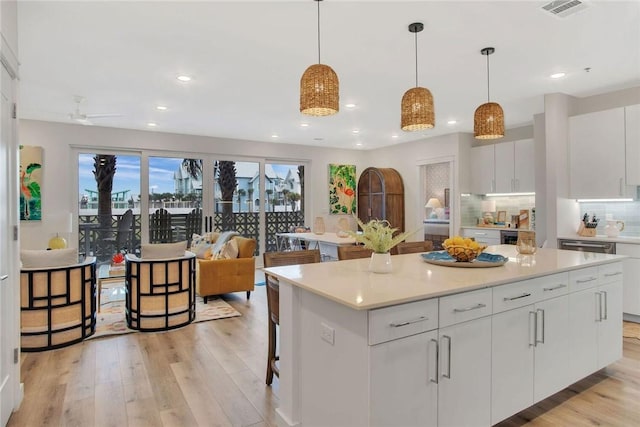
<box><xmin>401</xmin><ymin>22</ymin><xmax>435</xmax><ymax>131</ymax></box>
<box><xmin>300</xmin><ymin>0</ymin><xmax>339</xmax><ymax>117</ymax></box>
<box><xmin>481</xmin><ymin>200</ymin><xmax>496</xmax><ymax>212</ymax></box>
<box><xmin>425</xmin><ymin>198</ymin><xmax>442</xmax><ymax>209</ymax></box>
<box><xmin>474</xmin><ymin>47</ymin><xmax>504</xmax><ymax>140</ymax></box>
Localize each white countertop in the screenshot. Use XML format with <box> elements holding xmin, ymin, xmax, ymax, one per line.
<box><xmin>557</xmin><ymin>234</ymin><xmax>640</xmax><ymax>245</ymax></box>
<box><xmin>263</xmin><ymin>245</ymin><xmax>624</xmax><ymax>311</ymax></box>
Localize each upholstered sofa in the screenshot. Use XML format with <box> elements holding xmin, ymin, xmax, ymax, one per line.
<box><xmin>20</xmin><ymin>249</ymin><xmax>96</xmax><ymax>351</ymax></box>
<box><xmin>195</xmin><ymin>234</ymin><xmax>257</xmax><ymax>302</ymax></box>
<box><xmin>125</xmin><ymin>244</ymin><xmax>196</xmax><ymax>332</ymax></box>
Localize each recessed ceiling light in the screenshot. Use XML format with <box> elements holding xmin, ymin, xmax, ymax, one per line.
<box><xmin>271</xmin><ymin>134</ymin><xmax>279</xmax><ymax>138</ymax></box>
<box><xmin>300</xmin><ymin>123</ymin><xmax>309</xmax><ymax>127</ymax></box>
<box><xmin>550</xmin><ymin>72</ymin><xmax>566</xmax><ymax>79</ymax></box>
<box><xmin>391</xmin><ymin>135</ymin><xmax>399</xmax><ymax>139</ymax></box>
<box><xmin>447</xmin><ymin>120</ymin><xmax>457</xmax><ymax>125</ymax></box>
<box><xmin>313</xmin><ymin>137</ymin><xmax>324</xmax><ymax>141</ymax></box>
<box><xmin>147</xmin><ymin>122</ymin><xmax>157</xmax><ymax>127</ymax></box>
<box><xmin>156</xmin><ymin>105</ymin><xmax>168</xmax><ymax>111</ymax></box>
<box><xmin>345</xmin><ymin>103</ymin><xmax>357</xmax><ymax>108</ymax></box>
<box><xmin>356</xmin><ymin>142</ymin><xmax>363</xmax><ymax>146</ymax></box>
<box><xmin>177</xmin><ymin>75</ymin><xmax>192</xmax><ymax>82</ymax></box>
<box><xmin>352</xmin><ymin>129</ymin><xmax>360</xmax><ymax>134</ymax></box>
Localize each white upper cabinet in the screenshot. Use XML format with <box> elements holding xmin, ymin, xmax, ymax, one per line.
<box><xmin>495</xmin><ymin>139</ymin><xmax>535</xmax><ymax>193</ymax></box>
<box><xmin>470</xmin><ymin>144</ymin><xmax>496</xmax><ymax>194</ymax></box>
<box><xmin>569</xmin><ymin>106</ymin><xmax>637</xmax><ymax>198</ymax></box>
<box><xmin>625</xmin><ymin>104</ymin><xmax>640</xmax><ymax>186</ymax></box>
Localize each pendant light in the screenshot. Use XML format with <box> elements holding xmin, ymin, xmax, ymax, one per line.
<box><xmin>300</xmin><ymin>0</ymin><xmax>339</xmax><ymax>116</ymax></box>
<box><xmin>401</xmin><ymin>22</ymin><xmax>434</xmax><ymax>131</ymax></box>
<box><xmin>474</xmin><ymin>47</ymin><xmax>504</xmax><ymax>139</ymax></box>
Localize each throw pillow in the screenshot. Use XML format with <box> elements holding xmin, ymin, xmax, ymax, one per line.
<box><xmin>213</xmin><ymin>238</ymin><xmax>239</xmax><ymax>260</ymax></box>
<box><xmin>193</xmin><ymin>242</ymin><xmax>213</xmax><ymax>259</ymax></box>
<box><xmin>21</xmin><ymin>248</ymin><xmax>78</xmax><ymax>268</ymax></box>
<box><xmin>210</xmin><ymin>231</ymin><xmax>239</xmax><ymax>257</ymax></box>
<box><xmin>141</xmin><ymin>241</ymin><xmax>188</xmax><ymax>260</ymax></box>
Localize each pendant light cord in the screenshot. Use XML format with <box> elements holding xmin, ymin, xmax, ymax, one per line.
<box><xmin>486</xmin><ymin>53</ymin><xmax>491</xmax><ymax>102</ymax></box>
<box><xmin>317</xmin><ymin>0</ymin><xmax>321</xmax><ymax>64</ymax></box>
<box><xmin>414</xmin><ymin>30</ymin><xmax>419</xmax><ymax>87</ymax></box>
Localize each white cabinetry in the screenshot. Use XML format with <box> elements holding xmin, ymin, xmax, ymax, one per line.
<box><xmin>494</xmin><ymin>139</ymin><xmax>535</xmax><ymax>193</ymax></box>
<box><xmin>462</xmin><ymin>228</ymin><xmax>500</xmax><ymax>246</ymax></box>
<box><xmin>490</xmin><ymin>273</ymin><xmax>569</xmax><ymax>425</ymax></box>
<box><xmin>568</xmin><ymin>264</ymin><xmax>623</xmax><ymax>384</ymax></box>
<box><xmin>569</xmin><ymin>107</ymin><xmax>637</xmax><ymax>198</ymax></box>
<box><xmin>471</xmin><ymin>139</ymin><xmax>535</xmax><ymax>194</ymax></box>
<box><xmin>626</xmin><ymin>104</ymin><xmax>640</xmax><ymax>185</ymax></box>
<box><xmin>619</xmin><ymin>243</ymin><xmax>640</xmax><ymax>317</ymax></box>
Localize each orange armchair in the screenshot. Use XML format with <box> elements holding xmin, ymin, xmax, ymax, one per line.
<box><xmin>195</xmin><ymin>236</ymin><xmax>257</xmax><ymax>302</ymax></box>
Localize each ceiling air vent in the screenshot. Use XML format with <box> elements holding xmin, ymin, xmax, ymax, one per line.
<box><xmin>541</xmin><ymin>0</ymin><xmax>588</xmax><ymax>18</ymax></box>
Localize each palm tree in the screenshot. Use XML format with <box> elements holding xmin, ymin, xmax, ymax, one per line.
<box><xmin>93</xmin><ymin>154</ymin><xmax>116</xmax><ymax>259</ymax></box>
<box><xmin>237</xmin><ymin>188</ymin><xmax>246</xmax><ymax>212</ymax></box>
<box><xmin>217</xmin><ymin>161</ymin><xmax>237</xmax><ymax>228</ymax></box>
<box><xmin>297</xmin><ymin>165</ymin><xmax>305</xmax><ymax>214</ymax></box>
<box><xmin>247</xmin><ymin>188</ymin><xmax>254</xmax><ymax>212</ymax></box>
<box><xmin>265</xmin><ymin>188</ymin><xmax>274</xmax><ymax>212</ymax></box>
<box><xmin>282</xmin><ymin>189</ymin><xmax>290</xmax><ymax>212</ymax></box>
<box><xmin>288</xmin><ymin>192</ymin><xmax>301</xmax><ymax>212</ymax></box>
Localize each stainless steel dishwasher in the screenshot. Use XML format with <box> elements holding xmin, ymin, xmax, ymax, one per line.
<box><xmin>557</xmin><ymin>239</ymin><xmax>616</xmax><ymax>254</ymax></box>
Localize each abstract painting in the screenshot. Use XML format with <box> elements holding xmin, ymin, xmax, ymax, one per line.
<box><xmin>328</xmin><ymin>164</ymin><xmax>356</xmax><ymax>215</ymax></box>
<box><xmin>19</xmin><ymin>145</ymin><xmax>42</xmax><ymax>221</ymax></box>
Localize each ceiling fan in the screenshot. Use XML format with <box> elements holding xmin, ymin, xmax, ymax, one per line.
<box><xmin>69</xmin><ymin>95</ymin><xmax>121</xmax><ymax>125</ymax></box>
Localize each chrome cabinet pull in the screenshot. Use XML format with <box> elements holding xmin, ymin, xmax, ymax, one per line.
<box><xmin>389</xmin><ymin>316</ymin><xmax>428</xmax><ymax>328</ymax></box>
<box><xmin>576</xmin><ymin>277</ymin><xmax>597</xmax><ymax>283</ymax></box>
<box><xmin>453</xmin><ymin>303</ymin><xmax>486</xmax><ymax>313</ymax></box>
<box><xmin>604</xmin><ymin>272</ymin><xmax>622</xmax><ymax>277</ymax></box>
<box><xmin>543</xmin><ymin>284</ymin><xmax>567</xmax><ymax>292</ymax></box>
<box><xmin>620</xmin><ymin>177</ymin><xmax>624</xmax><ymax>196</ymax></box>
<box><xmin>529</xmin><ymin>311</ymin><xmax>537</xmax><ymax>347</ymax></box>
<box><xmin>442</xmin><ymin>335</ymin><xmax>452</xmax><ymax>379</ymax></box>
<box><xmin>536</xmin><ymin>309</ymin><xmax>545</xmax><ymax>345</ymax></box>
<box><xmin>0</xmin><ymin>275</ymin><xmax>8</xmax><ymax>281</ymax></box>
<box><xmin>602</xmin><ymin>291</ymin><xmax>608</xmax><ymax>320</ymax></box>
<box><xmin>504</xmin><ymin>293</ymin><xmax>531</xmax><ymax>302</ymax></box>
<box><xmin>430</xmin><ymin>338</ymin><xmax>439</xmax><ymax>384</ymax></box>
<box><xmin>596</xmin><ymin>292</ymin><xmax>603</xmax><ymax>322</ymax></box>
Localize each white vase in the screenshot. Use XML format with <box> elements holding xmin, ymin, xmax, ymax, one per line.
<box><xmin>369</xmin><ymin>252</ymin><xmax>392</xmax><ymax>274</ymax></box>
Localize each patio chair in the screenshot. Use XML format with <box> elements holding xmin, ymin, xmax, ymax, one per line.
<box><xmin>184</xmin><ymin>208</ymin><xmax>202</xmax><ymax>247</ymax></box>
<box><xmin>104</xmin><ymin>209</ymin><xmax>133</xmax><ymax>254</ymax></box>
<box><xmin>149</xmin><ymin>208</ymin><xmax>173</xmax><ymax>243</ymax></box>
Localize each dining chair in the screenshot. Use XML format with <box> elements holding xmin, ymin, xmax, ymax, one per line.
<box><xmin>149</xmin><ymin>208</ymin><xmax>173</xmax><ymax>243</ymax></box>
<box><xmin>262</xmin><ymin>249</ymin><xmax>321</xmax><ymax>385</ymax></box>
<box><xmin>395</xmin><ymin>240</ymin><xmax>434</xmax><ymax>255</ymax></box>
<box><xmin>337</xmin><ymin>245</ymin><xmax>374</xmax><ymax>260</ymax></box>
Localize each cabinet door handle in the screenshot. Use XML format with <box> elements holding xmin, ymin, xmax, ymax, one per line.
<box><xmin>504</xmin><ymin>293</ymin><xmax>531</xmax><ymax>302</ymax></box>
<box><xmin>602</xmin><ymin>291</ymin><xmax>608</xmax><ymax>320</ymax></box>
<box><xmin>389</xmin><ymin>316</ymin><xmax>428</xmax><ymax>328</ymax></box>
<box><xmin>474</xmin><ymin>232</ymin><xmax>488</xmax><ymax>236</ymax></box>
<box><xmin>536</xmin><ymin>309</ymin><xmax>545</xmax><ymax>345</ymax></box>
<box><xmin>576</xmin><ymin>277</ymin><xmax>597</xmax><ymax>284</ymax></box>
<box><xmin>620</xmin><ymin>177</ymin><xmax>624</xmax><ymax>196</ymax></box>
<box><xmin>453</xmin><ymin>303</ymin><xmax>486</xmax><ymax>313</ymax></box>
<box><xmin>430</xmin><ymin>338</ymin><xmax>439</xmax><ymax>384</ymax></box>
<box><xmin>543</xmin><ymin>284</ymin><xmax>567</xmax><ymax>292</ymax></box>
<box><xmin>516</xmin><ymin>178</ymin><xmax>520</xmax><ymax>192</ymax></box>
<box><xmin>529</xmin><ymin>311</ymin><xmax>537</xmax><ymax>347</ymax></box>
<box><xmin>0</xmin><ymin>275</ymin><xmax>8</xmax><ymax>282</ymax></box>
<box><xmin>596</xmin><ymin>292</ymin><xmax>603</xmax><ymax>322</ymax></box>
<box><xmin>442</xmin><ymin>335</ymin><xmax>452</xmax><ymax>379</ymax></box>
<box><xmin>604</xmin><ymin>272</ymin><xmax>622</xmax><ymax>277</ymax></box>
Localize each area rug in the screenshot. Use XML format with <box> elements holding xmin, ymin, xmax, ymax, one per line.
<box><xmin>88</xmin><ymin>283</ymin><xmax>241</xmax><ymax>340</ymax></box>
<box><xmin>623</xmin><ymin>321</ymin><xmax>640</xmax><ymax>340</ymax></box>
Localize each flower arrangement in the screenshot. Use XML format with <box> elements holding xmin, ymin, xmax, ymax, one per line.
<box><xmin>111</xmin><ymin>252</ymin><xmax>125</xmax><ymax>265</ymax></box>
<box><xmin>348</xmin><ymin>217</ymin><xmax>416</xmax><ymax>254</ymax></box>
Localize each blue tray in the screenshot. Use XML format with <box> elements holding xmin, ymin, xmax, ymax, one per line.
<box><xmin>421</xmin><ymin>251</ymin><xmax>508</xmax><ymax>268</ymax></box>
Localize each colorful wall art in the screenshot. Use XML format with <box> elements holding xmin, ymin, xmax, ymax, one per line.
<box><xmin>19</xmin><ymin>145</ymin><xmax>42</xmax><ymax>221</ymax></box>
<box><xmin>328</xmin><ymin>164</ymin><xmax>356</xmax><ymax>215</ymax></box>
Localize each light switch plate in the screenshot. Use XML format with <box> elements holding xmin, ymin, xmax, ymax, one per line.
<box><xmin>320</xmin><ymin>322</ymin><xmax>335</xmax><ymax>345</ymax></box>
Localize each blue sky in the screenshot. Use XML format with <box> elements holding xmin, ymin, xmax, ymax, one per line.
<box><xmin>78</xmin><ymin>154</ymin><xmax>298</xmax><ymax>199</ymax></box>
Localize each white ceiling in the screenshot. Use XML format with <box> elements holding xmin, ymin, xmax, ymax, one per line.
<box><xmin>17</xmin><ymin>0</ymin><xmax>640</xmax><ymax>150</ymax></box>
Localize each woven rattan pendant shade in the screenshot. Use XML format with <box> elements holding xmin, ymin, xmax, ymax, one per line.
<box><xmin>474</xmin><ymin>47</ymin><xmax>504</xmax><ymax>139</ymax></box>
<box><xmin>401</xmin><ymin>87</ymin><xmax>434</xmax><ymax>131</ymax></box>
<box><xmin>401</xmin><ymin>22</ymin><xmax>434</xmax><ymax>132</ymax></box>
<box><xmin>300</xmin><ymin>63</ymin><xmax>339</xmax><ymax>116</ymax></box>
<box><xmin>474</xmin><ymin>102</ymin><xmax>504</xmax><ymax>139</ymax></box>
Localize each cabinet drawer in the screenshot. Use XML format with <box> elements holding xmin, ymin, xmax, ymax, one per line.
<box><xmin>462</xmin><ymin>229</ymin><xmax>501</xmax><ymax>240</ymax></box>
<box><xmin>493</xmin><ymin>278</ymin><xmax>540</xmax><ymax>313</ymax></box>
<box><xmin>368</xmin><ymin>298</ymin><xmax>438</xmax><ymax>345</ymax></box>
<box><xmin>569</xmin><ymin>266</ymin><xmax>599</xmax><ymax>292</ymax></box>
<box><xmin>599</xmin><ymin>262</ymin><xmax>623</xmax><ymax>284</ymax></box>
<box><xmin>439</xmin><ymin>288</ymin><xmax>492</xmax><ymax>328</ymax></box>
<box><xmin>538</xmin><ymin>272</ymin><xmax>569</xmax><ymax>301</ymax></box>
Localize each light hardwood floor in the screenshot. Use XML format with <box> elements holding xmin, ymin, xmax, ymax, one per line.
<box><xmin>8</xmin><ymin>286</ymin><xmax>640</xmax><ymax>426</ymax></box>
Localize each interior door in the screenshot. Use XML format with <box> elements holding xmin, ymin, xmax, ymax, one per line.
<box><xmin>0</xmin><ymin>62</ymin><xmax>16</xmax><ymax>426</ymax></box>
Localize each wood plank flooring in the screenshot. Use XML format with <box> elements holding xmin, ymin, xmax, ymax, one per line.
<box><xmin>8</xmin><ymin>285</ymin><xmax>640</xmax><ymax>427</ymax></box>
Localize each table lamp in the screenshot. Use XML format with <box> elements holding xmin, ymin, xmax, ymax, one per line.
<box><xmin>48</xmin><ymin>212</ymin><xmax>72</xmax><ymax>249</ymax></box>
<box><xmin>425</xmin><ymin>198</ymin><xmax>442</xmax><ymax>219</ymax></box>
<box><xmin>481</xmin><ymin>200</ymin><xmax>496</xmax><ymax>224</ymax></box>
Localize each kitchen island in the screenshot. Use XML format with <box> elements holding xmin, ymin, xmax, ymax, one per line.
<box><xmin>264</xmin><ymin>245</ymin><xmax>624</xmax><ymax>427</ymax></box>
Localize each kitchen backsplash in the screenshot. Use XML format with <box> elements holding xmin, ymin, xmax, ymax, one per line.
<box><xmin>578</xmin><ymin>201</ymin><xmax>640</xmax><ymax>237</ymax></box>
<box><xmin>461</xmin><ymin>194</ymin><xmax>536</xmax><ymax>227</ymax></box>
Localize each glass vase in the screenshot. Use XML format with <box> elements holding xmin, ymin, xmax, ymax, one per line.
<box><xmin>313</xmin><ymin>216</ymin><xmax>325</xmax><ymax>235</ymax></box>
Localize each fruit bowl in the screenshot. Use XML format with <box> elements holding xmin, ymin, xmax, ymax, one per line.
<box><xmin>442</xmin><ymin>244</ymin><xmax>485</xmax><ymax>262</ymax></box>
